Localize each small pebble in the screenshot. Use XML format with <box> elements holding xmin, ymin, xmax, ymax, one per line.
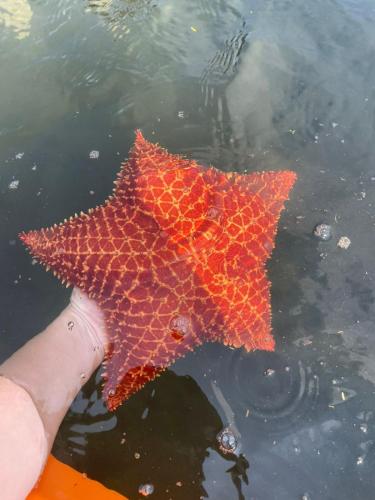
<box><xmin>337</xmin><ymin>236</ymin><xmax>351</xmax><ymax>249</ymax></box>
<box><xmin>313</xmin><ymin>223</ymin><xmax>332</xmax><ymax>241</ymax></box>
<box><xmin>264</xmin><ymin>368</ymin><xmax>275</xmax><ymax>377</ymax></box>
<box><xmin>359</xmin><ymin>423</ymin><xmax>368</xmax><ymax>434</ymax></box>
<box><xmin>138</xmin><ymin>483</ymin><xmax>154</xmax><ymax>496</ymax></box>
<box><xmin>9</xmin><ymin>180</ymin><xmax>20</xmax><ymax>190</ymax></box>
<box><xmin>89</xmin><ymin>150</ymin><xmax>100</xmax><ymax>159</ymax></box>
<box><xmin>217</xmin><ymin>428</ymin><xmax>238</xmax><ymax>454</ymax></box>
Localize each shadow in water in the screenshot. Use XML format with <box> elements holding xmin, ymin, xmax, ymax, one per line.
<box><xmin>54</xmin><ymin>371</ymin><xmax>249</xmax><ymax>499</ymax></box>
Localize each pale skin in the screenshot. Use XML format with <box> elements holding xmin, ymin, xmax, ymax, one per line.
<box><xmin>0</xmin><ymin>288</ymin><xmax>108</xmax><ymax>500</ymax></box>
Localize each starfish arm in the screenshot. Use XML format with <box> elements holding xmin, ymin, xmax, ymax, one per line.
<box><xmin>101</xmin><ymin>317</ymin><xmax>201</xmax><ymax>411</ymax></box>
<box><xmin>19</xmin><ymin>201</ymin><xmax>159</xmax><ymax>296</ymax></box>
<box><xmin>195</xmin><ymin>170</ymin><xmax>296</xmax><ymax>351</ymax></box>
<box><xmin>217</xmin><ymin>266</ymin><xmax>275</xmax><ymax>351</ymax></box>
<box><xmin>114</xmin><ymin>131</ymin><xmax>196</xmax><ymax>202</ymax></box>
<box><xmin>99</xmin><ymin>263</ymin><xmax>207</xmax><ymax>410</ymax></box>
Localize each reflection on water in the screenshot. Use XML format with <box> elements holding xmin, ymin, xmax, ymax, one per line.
<box><xmin>0</xmin><ymin>0</ymin><xmax>32</xmax><ymax>39</ymax></box>
<box><xmin>1</xmin><ymin>0</ymin><xmax>375</xmax><ymax>498</ymax></box>
<box><xmin>54</xmin><ymin>371</ymin><xmax>250</xmax><ymax>499</ymax></box>
<box><xmin>85</xmin><ymin>0</ymin><xmax>154</xmax><ymax>39</ymax></box>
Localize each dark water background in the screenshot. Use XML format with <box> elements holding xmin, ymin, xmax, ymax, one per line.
<box><xmin>1</xmin><ymin>0</ymin><xmax>375</xmax><ymax>498</ymax></box>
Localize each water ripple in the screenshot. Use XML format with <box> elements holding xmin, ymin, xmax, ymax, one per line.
<box><xmin>85</xmin><ymin>0</ymin><xmax>156</xmax><ymax>40</ymax></box>
<box><xmin>221</xmin><ymin>350</ymin><xmax>319</xmax><ymax>434</ymax></box>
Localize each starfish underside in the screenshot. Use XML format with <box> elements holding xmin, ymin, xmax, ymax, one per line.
<box><xmin>20</xmin><ymin>131</ymin><xmax>296</xmax><ymax>410</ymax></box>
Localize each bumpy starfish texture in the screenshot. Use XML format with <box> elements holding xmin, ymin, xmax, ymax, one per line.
<box><xmin>20</xmin><ymin>131</ymin><xmax>296</xmax><ymax>411</ymax></box>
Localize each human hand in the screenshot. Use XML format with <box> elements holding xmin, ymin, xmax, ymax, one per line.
<box><xmin>0</xmin><ymin>288</ymin><xmax>109</xmax><ymax>498</ymax></box>
<box><xmin>0</xmin><ymin>286</ymin><xmax>109</xmax><ymax>465</ymax></box>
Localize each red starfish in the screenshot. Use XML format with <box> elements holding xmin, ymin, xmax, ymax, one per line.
<box><xmin>20</xmin><ymin>131</ymin><xmax>296</xmax><ymax>411</ymax></box>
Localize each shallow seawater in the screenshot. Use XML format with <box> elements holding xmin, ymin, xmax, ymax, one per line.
<box><xmin>1</xmin><ymin>0</ymin><xmax>375</xmax><ymax>498</ymax></box>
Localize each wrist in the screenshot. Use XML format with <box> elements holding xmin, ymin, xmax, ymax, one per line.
<box><xmin>0</xmin><ymin>290</ymin><xmax>108</xmax><ymax>447</ymax></box>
